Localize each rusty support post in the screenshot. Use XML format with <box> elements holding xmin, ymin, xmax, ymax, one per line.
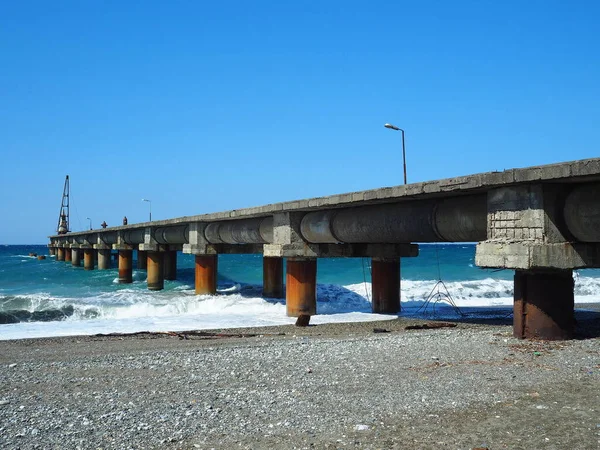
<box><xmin>57</xmin><ymin>247</ymin><xmax>65</xmax><ymax>261</ymax></box>
<box><xmin>514</xmin><ymin>270</ymin><xmax>574</xmax><ymax>340</ymax></box>
<box><xmin>263</xmin><ymin>256</ymin><xmax>284</xmax><ymax>298</ymax></box>
<box><xmin>71</xmin><ymin>249</ymin><xmax>81</xmax><ymax>267</ymax></box>
<box><xmin>147</xmin><ymin>251</ymin><xmax>164</xmax><ymax>291</ymax></box>
<box><xmin>118</xmin><ymin>250</ymin><xmax>133</xmax><ymax>284</ymax></box>
<box><xmin>286</xmin><ymin>258</ymin><xmax>317</xmax><ymax>317</ymax></box>
<box><xmin>137</xmin><ymin>250</ymin><xmax>147</xmax><ymax>270</ymax></box>
<box><xmin>97</xmin><ymin>249</ymin><xmax>111</xmax><ymax>270</ymax></box>
<box><xmin>83</xmin><ymin>249</ymin><xmax>95</xmax><ymax>270</ymax></box>
<box><xmin>164</xmin><ymin>250</ymin><xmax>177</xmax><ymax>281</ymax></box>
<box><xmin>64</xmin><ymin>248</ymin><xmax>72</xmax><ymax>263</ymax></box>
<box><xmin>195</xmin><ymin>255</ymin><xmax>217</xmax><ymax>295</ymax></box>
<box><xmin>371</xmin><ymin>258</ymin><xmax>400</xmax><ymax>314</ymax></box>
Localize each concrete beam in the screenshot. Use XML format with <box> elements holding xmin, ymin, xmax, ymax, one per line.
<box><xmin>264</xmin><ymin>243</ymin><xmax>418</xmax><ymax>259</ymax></box>
<box><xmin>475</xmin><ymin>242</ymin><xmax>600</xmax><ymax>270</ymax></box>
<box><xmin>48</xmin><ymin>158</ymin><xmax>600</xmax><ymax>240</ymax></box>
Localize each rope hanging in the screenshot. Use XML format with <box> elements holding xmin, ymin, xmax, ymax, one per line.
<box><xmin>416</xmin><ymin>244</ymin><xmax>464</xmax><ymax>317</ymax></box>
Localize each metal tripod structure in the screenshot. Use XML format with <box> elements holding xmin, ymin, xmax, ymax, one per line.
<box><xmin>56</xmin><ymin>175</ymin><xmax>70</xmax><ymax>234</ymax></box>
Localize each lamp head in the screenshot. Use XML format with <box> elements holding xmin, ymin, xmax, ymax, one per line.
<box><xmin>384</xmin><ymin>123</ymin><xmax>401</xmax><ymax>131</ymax></box>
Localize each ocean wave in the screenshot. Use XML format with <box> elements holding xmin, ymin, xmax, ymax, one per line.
<box><xmin>1</xmin><ymin>276</ymin><xmax>599</xmax><ymax>327</ymax></box>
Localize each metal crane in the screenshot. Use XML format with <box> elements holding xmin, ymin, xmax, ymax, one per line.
<box><xmin>56</xmin><ymin>175</ymin><xmax>70</xmax><ymax>234</ymax></box>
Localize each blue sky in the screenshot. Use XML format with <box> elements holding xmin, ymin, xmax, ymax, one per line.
<box><xmin>1</xmin><ymin>1</ymin><xmax>599</xmax><ymax>244</ymax></box>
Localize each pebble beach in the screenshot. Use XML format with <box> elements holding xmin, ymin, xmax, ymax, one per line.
<box><xmin>1</xmin><ymin>310</ymin><xmax>599</xmax><ymax>450</ymax></box>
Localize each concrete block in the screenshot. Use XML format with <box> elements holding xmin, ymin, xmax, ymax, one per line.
<box><xmin>420</xmin><ymin>182</ymin><xmax>439</xmax><ymax>194</ymax></box>
<box><xmin>514</xmin><ymin>167</ymin><xmax>542</xmax><ymax>183</ymax></box>
<box><xmin>181</xmin><ymin>244</ymin><xmax>218</xmax><ymax>255</ymax></box>
<box><xmin>363</xmin><ymin>190</ymin><xmax>379</xmax><ymax>201</ymax></box>
<box><xmin>390</xmin><ymin>186</ymin><xmax>407</xmax><ymax>198</ymax></box>
<box><xmin>481</xmin><ymin>169</ymin><xmax>515</xmax><ymax>186</ymax></box>
<box><xmin>352</xmin><ymin>192</ymin><xmax>364</xmax><ymax>202</ymax></box>
<box><xmin>373</xmin><ymin>187</ymin><xmax>392</xmax><ymax>200</ymax></box>
<box><xmin>570</xmin><ymin>159</ymin><xmax>600</xmax><ymax>178</ymax></box>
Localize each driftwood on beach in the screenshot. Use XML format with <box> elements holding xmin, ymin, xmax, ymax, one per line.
<box><xmin>91</xmin><ymin>330</ymin><xmax>286</xmax><ymax>340</ymax></box>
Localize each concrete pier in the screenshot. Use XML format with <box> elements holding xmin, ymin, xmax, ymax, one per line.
<box><xmin>97</xmin><ymin>249</ymin><xmax>111</xmax><ymax>270</ymax></box>
<box><xmin>371</xmin><ymin>258</ymin><xmax>400</xmax><ymax>314</ymax></box>
<box><xmin>164</xmin><ymin>251</ymin><xmax>177</xmax><ymax>281</ymax></box>
<box><xmin>263</xmin><ymin>256</ymin><xmax>283</xmax><ymax>298</ymax></box>
<box><xmin>118</xmin><ymin>250</ymin><xmax>133</xmax><ymax>284</ymax></box>
<box><xmin>513</xmin><ymin>270</ymin><xmax>575</xmax><ymax>340</ymax></box>
<box><xmin>285</xmin><ymin>258</ymin><xmax>317</xmax><ymax>317</ymax></box>
<box><xmin>64</xmin><ymin>248</ymin><xmax>72</xmax><ymax>263</ymax></box>
<box><xmin>71</xmin><ymin>248</ymin><xmax>81</xmax><ymax>267</ymax></box>
<box><xmin>147</xmin><ymin>252</ymin><xmax>164</xmax><ymax>291</ymax></box>
<box><xmin>137</xmin><ymin>250</ymin><xmax>147</xmax><ymax>270</ymax></box>
<box><xmin>195</xmin><ymin>255</ymin><xmax>217</xmax><ymax>295</ymax></box>
<box><xmin>83</xmin><ymin>249</ymin><xmax>95</xmax><ymax>270</ymax></box>
<box><xmin>49</xmin><ymin>158</ymin><xmax>600</xmax><ymax>340</ymax></box>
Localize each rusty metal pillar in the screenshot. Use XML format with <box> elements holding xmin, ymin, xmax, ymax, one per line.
<box><xmin>371</xmin><ymin>257</ymin><xmax>401</xmax><ymax>314</ymax></box>
<box><xmin>195</xmin><ymin>255</ymin><xmax>217</xmax><ymax>295</ymax></box>
<box><xmin>83</xmin><ymin>249</ymin><xmax>95</xmax><ymax>270</ymax></box>
<box><xmin>137</xmin><ymin>250</ymin><xmax>147</xmax><ymax>270</ymax></box>
<box><xmin>64</xmin><ymin>248</ymin><xmax>72</xmax><ymax>263</ymax></box>
<box><xmin>57</xmin><ymin>247</ymin><xmax>65</xmax><ymax>261</ymax></box>
<box><xmin>286</xmin><ymin>258</ymin><xmax>317</xmax><ymax>317</ymax></box>
<box><xmin>147</xmin><ymin>251</ymin><xmax>164</xmax><ymax>291</ymax></box>
<box><xmin>263</xmin><ymin>256</ymin><xmax>284</xmax><ymax>298</ymax></box>
<box><xmin>164</xmin><ymin>251</ymin><xmax>177</xmax><ymax>281</ymax></box>
<box><xmin>97</xmin><ymin>249</ymin><xmax>111</xmax><ymax>270</ymax></box>
<box><xmin>118</xmin><ymin>250</ymin><xmax>133</xmax><ymax>284</ymax></box>
<box><xmin>514</xmin><ymin>270</ymin><xmax>574</xmax><ymax>340</ymax></box>
<box><xmin>71</xmin><ymin>249</ymin><xmax>81</xmax><ymax>267</ymax></box>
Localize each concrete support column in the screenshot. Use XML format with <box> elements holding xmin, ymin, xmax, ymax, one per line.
<box><xmin>371</xmin><ymin>257</ymin><xmax>401</xmax><ymax>314</ymax></box>
<box><xmin>64</xmin><ymin>248</ymin><xmax>72</xmax><ymax>263</ymax></box>
<box><xmin>49</xmin><ymin>247</ymin><xmax>56</xmax><ymax>256</ymax></box>
<box><xmin>71</xmin><ymin>249</ymin><xmax>81</xmax><ymax>267</ymax></box>
<box><xmin>83</xmin><ymin>249</ymin><xmax>95</xmax><ymax>270</ymax></box>
<box><xmin>57</xmin><ymin>247</ymin><xmax>65</xmax><ymax>261</ymax></box>
<box><xmin>137</xmin><ymin>250</ymin><xmax>147</xmax><ymax>270</ymax></box>
<box><xmin>514</xmin><ymin>270</ymin><xmax>574</xmax><ymax>340</ymax></box>
<box><xmin>118</xmin><ymin>250</ymin><xmax>133</xmax><ymax>284</ymax></box>
<box><xmin>195</xmin><ymin>255</ymin><xmax>217</xmax><ymax>295</ymax></box>
<box><xmin>286</xmin><ymin>258</ymin><xmax>317</xmax><ymax>317</ymax></box>
<box><xmin>97</xmin><ymin>249</ymin><xmax>111</xmax><ymax>270</ymax></box>
<box><xmin>164</xmin><ymin>251</ymin><xmax>177</xmax><ymax>281</ymax></box>
<box><xmin>263</xmin><ymin>256</ymin><xmax>284</xmax><ymax>298</ymax></box>
<box><xmin>147</xmin><ymin>251</ymin><xmax>164</xmax><ymax>291</ymax></box>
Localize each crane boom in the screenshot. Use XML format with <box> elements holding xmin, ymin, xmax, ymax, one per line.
<box><xmin>57</xmin><ymin>175</ymin><xmax>70</xmax><ymax>234</ymax></box>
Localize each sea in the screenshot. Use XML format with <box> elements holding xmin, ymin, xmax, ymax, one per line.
<box><xmin>2</xmin><ymin>244</ymin><xmax>600</xmax><ymax>341</ymax></box>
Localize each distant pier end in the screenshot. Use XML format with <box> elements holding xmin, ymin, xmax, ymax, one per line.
<box><xmin>48</xmin><ymin>158</ymin><xmax>600</xmax><ymax>340</ymax></box>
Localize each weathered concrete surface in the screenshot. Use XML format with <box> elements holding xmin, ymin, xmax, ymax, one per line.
<box><xmin>476</xmin><ymin>242</ymin><xmax>600</xmax><ymax>270</ymax></box>
<box><xmin>49</xmin><ymin>158</ymin><xmax>600</xmax><ymax>238</ymax></box>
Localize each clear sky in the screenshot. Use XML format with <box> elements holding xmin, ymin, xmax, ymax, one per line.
<box><xmin>1</xmin><ymin>1</ymin><xmax>598</xmax><ymax>244</ymax></box>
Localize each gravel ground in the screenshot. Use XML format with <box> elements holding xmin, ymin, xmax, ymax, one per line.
<box><xmin>0</xmin><ymin>310</ymin><xmax>599</xmax><ymax>450</ymax></box>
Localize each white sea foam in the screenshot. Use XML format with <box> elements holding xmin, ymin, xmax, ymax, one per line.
<box><xmin>1</xmin><ymin>276</ymin><xmax>599</xmax><ymax>340</ymax></box>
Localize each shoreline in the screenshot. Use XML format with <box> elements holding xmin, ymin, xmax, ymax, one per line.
<box><xmin>1</xmin><ymin>312</ymin><xmax>599</xmax><ymax>449</ymax></box>
<box><xmin>1</xmin><ymin>301</ymin><xmax>599</xmax><ymax>344</ymax></box>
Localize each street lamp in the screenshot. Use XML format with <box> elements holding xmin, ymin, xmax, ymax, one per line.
<box><xmin>384</xmin><ymin>123</ymin><xmax>407</xmax><ymax>184</ymax></box>
<box><xmin>142</xmin><ymin>199</ymin><xmax>152</xmax><ymax>222</ymax></box>
<box><xmin>86</xmin><ymin>217</ymin><xmax>92</xmax><ymax>230</ymax></box>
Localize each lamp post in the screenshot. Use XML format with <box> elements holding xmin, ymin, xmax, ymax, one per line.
<box><xmin>384</xmin><ymin>123</ymin><xmax>407</xmax><ymax>184</ymax></box>
<box><xmin>142</xmin><ymin>199</ymin><xmax>152</xmax><ymax>222</ymax></box>
<box><xmin>86</xmin><ymin>217</ymin><xmax>92</xmax><ymax>230</ymax></box>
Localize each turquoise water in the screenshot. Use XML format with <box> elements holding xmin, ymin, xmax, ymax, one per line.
<box><xmin>1</xmin><ymin>244</ymin><xmax>599</xmax><ymax>339</ymax></box>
